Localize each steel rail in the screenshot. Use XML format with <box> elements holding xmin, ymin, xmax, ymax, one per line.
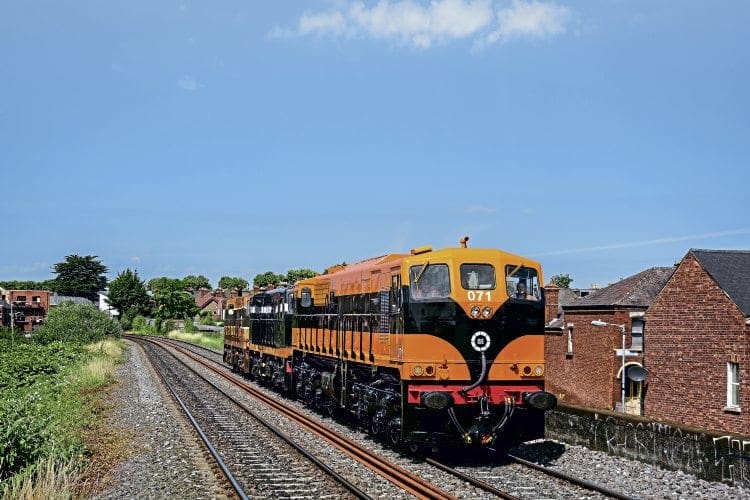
<box><xmin>507</xmin><ymin>453</ymin><xmax>638</xmax><ymax>500</ymax></box>
<box><xmin>138</xmin><ymin>335</ymin><xmax>456</xmax><ymax>500</ymax></box>
<box><xmin>140</xmin><ymin>340</ymin><xmax>250</xmax><ymax>500</ymax></box>
<box><xmin>132</xmin><ymin>336</ymin><xmax>370</xmax><ymax>499</ymax></box>
<box><xmin>425</xmin><ymin>457</ymin><xmax>520</xmax><ymax>500</ymax></box>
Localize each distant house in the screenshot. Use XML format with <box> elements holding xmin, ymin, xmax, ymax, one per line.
<box><xmin>195</xmin><ymin>289</ymin><xmax>225</xmax><ymax>321</ymax></box>
<box><xmin>545</xmin><ymin>267</ymin><xmax>674</xmax><ymax>414</ymax></box>
<box><xmin>644</xmin><ymin>249</ymin><xmax>750</xmax><ymax>435</ymax></box>
<box><xmin>0</xmin><ymin>289</ymin><xmax>52</xmax><ymax>332</ymax></box>
<box><xmin>98</xmin><ymin>290</ymin><xmax>119</xmax><ymax>318</ymax></box>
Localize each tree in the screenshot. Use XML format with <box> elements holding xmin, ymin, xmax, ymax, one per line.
<box><xmin>551</xmin><ymin>274</ymin><xmax>573</xmax><ymax>288</ymax></box>
<box><xmin>33</xmin><ymin>302</ymin><xmax>122</xmax><ymax>345</ymax></box>
<box><xmin>147</xmin><ymin>277</ymin><xmax>183</xmax><ymax>293</ymax></box>
<box><xmin>252</xmin><ymin>272</ymin><xmax>285</xmax><ymax>289</ymax></box>
<box><xmin>286</xmin><ymin>268</ymin><xmax>318</xmax><ymax>284</ymax></box>
<box><xmin>53</xmin><ymin>255</ymin><xmax>108</xmax><ymax>302</ymax></box>
<box><xmin>154</xmin><ymin>290</ymin><xmax>199</xmax><ymax>321</ymax></box>
<box><xmin>219</xmin><ymin>276</ymin><xmax>249</xmax><ymax>291</ymax></box>
<box><xmin>108</xmin><ymin>269</ymin><xmax>152</xmax><ymax>320</ymax></box>
<box><xmin>182</xmin><ymin>274</ymin><xmax>211</xmax><ymax>291</ymax></box>
<box><xmin>0</xmin><ymin>279</ymin><xmax>57</xmax><ymax>291</ymax></box>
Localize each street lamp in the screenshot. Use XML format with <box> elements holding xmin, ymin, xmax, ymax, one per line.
<box><xmin>592</xmin><ymin>319</ymin><xmax>627</xmax><ymax>413</ymax></box>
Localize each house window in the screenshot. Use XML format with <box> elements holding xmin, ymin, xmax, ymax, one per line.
<box><xmin>32</xmin><ymin>296</ymin><xmax>41</xmax><ymax>303</ymax></box>
<box><xmin>16</xmin><ymin>295</ymin><xmax>27</xmax><ymax>302</ymax></box>
<box><xmin>727</xmin><ymin>362</ymin><xmax>740</xmax><ymax>410</ymax></box>
<box><xmin>630</xmin><ymin>318</ymin><xmax>644</xmax><ymax>352</ymax></box>
<box><xmin>566</xmin><ymin>324</ymin><xmax>573</xmax><ymax>355</ymax></box>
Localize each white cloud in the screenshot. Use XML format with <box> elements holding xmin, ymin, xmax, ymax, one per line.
<box><xmin>299</xmin><ymin>11</ymin><xmax>348</xmax><ymax>36</ymax></box>
<box><xmin>271</xmin><ymin>0</ymin><xmax>570</xmax><ymax>49</ymax></box>
<box><xmin>177</xmin><ymin>75</ymin><xmax>204</xmax><ymax>92</ymax></box>
<box><xmin>481</xmin><ymin>0</ymin><xmax>571</xmax><ymax>47</ymax></box>
<box><xmin>535</xmin><ymin>229</ymin><xmax>750</xmax><ymax>257</ymax></box>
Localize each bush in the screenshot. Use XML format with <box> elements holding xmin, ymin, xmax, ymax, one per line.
<box><xmin>0</xmin><ymin>339</ymin><xmax>125</xmax><ymax>487</ymax></box>
<box><xmin>33</xmin><ymin>303</ymin><xmax>122</xmax><ymax>345</ymax></box>
<box><xmin>130</xmin><ymin>315</ymin><xmax>157</xmax><ymax>335</ymax></box>
<box><xmin>184</xmin><ymin>319</ymin><xmax>197</xmax><ymax>333</ymax></box>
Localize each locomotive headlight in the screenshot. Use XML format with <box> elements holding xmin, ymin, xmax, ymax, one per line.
<box><xmin>413</xmin><ymin>365</ymin><xmax>424</xmax><ymax>376</ymax></box>
<box><xmin>534</xmin><ymin>365</ymin><xmax>544</xmax><ymax>376</ymax></box>
<box><xmin>470</xmin><ymin>306</ymin><xmax>481</xmax><ymax>318</ymax></box>
<box><xmin>482</xmin><ymin>306</ymin><xmax>492</xmax><ymax>318</ymax></box>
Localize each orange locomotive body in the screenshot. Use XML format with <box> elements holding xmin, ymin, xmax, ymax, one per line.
<box><xmin>224</xmin><ymin>241</ymin><xmax>555</xmax><ymax>450</ymax></box>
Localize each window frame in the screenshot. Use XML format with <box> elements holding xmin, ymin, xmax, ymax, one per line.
<box><xmin>459</xmin><ymin>263</ymin><xmax>497</xmax><ymax>291</ymax></box>
<box><xmin>727</xmin><ymin>362</ymin><xmax>740</xmax><ymax>411</ymax></box>
<box><xmin>408</xmin><ymin>263</ymin><xmax>451</xmax><ymax>301</ymax></box>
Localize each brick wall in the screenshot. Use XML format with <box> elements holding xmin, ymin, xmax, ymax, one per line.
<box><xmin>546</xmin><ymin>309</ymin><xmax>642</xmax><ymax>410</ymax></box>
<box><xmin>644</xmin><ymin>253</ymin><xmax>750</xmax><ymax>436</ymax></box>
<box><xmin>544</xmin><ymin>284</ymin><xmax>559</xmax><ymax>324</ymax></box>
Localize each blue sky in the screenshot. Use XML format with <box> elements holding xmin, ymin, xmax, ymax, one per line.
<box><xmin>2</xmin><ymin>1</ymin><xmax>749</xmax><ymax>290</ymax></box>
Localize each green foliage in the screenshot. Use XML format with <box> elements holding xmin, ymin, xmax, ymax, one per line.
<box><xmin>0</xmin><ymin>341</ymin><xmax>84</xmax><ymax>391</ymax></box>
<box><xmin>0</xmin><ymin>340</ymin><xmax>99</xmax><ymax>483</ymax></box>
<box><xmin>147</xmin><ymin>276</ymin><xmax>183</xmax><ymax>293</ymax></box>
<box><xmin>107</xmin><ymin>268</ymin><xmax>152</xmax><ymax>322</ymax></box>
<box><xmin>551</xmin><ymin>273</ymin><xmax>574</xmax><ymax>288</ymax></box>
<box><xmin>285</xmin><ymin>268</ymin><xmax>318</xmax><ymax>284</ymax></box>
<box><xmin>131</xmin><ymin>315</ymin><xmax>158</xmax><ymax>334</ymax></box>
<box><xmin>182</xmin><ymin>274</ymin><xmax>211</xmax><ymax>291</ymax></box>
<box><xmin>252</xmin><ymin>272</ymin><xmax>285</xmax><ymax>288</ymax></box>
<box><xmin>183</xmin><ymin>319</ymin><xmax>197</xmax><ymax>333</ymax></box>
<box><xmin>219</xmin><ymin>276</ymin><xmax>249</xmax><ymax>291</ymax></box>
<box><xmin>167</xmin><ymin>330</ymin><xmax>224</xmax><ymax>350</ymax></box>
<box><xmin>53</xmin><ymin>255</ymin><xmax>108</xmax><ymax>302</ymax></box>
<box><xmin>154</xmin><ymin>290</ymin><xmax>199</xmax><ymax>321</ymax></box>
<box><xmin>33</xmin><ymin>303</ymin><xmax>122</xmax><ymax>345</ymax></box>
<box><xmin>0</xmin><ymin>279</ymin><xmax>58</xmax><ymax>292</ymax></box>
<box><xmin>198</xmin><ymin>310</ymin><xmax>216</xmax><ymax>325</ymax></box>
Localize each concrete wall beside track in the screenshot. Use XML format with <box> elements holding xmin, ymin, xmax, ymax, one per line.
<box><xmin>546</xmin><ymin>403</ymin><xmax>750</xmax><ymax>486</ymax></box>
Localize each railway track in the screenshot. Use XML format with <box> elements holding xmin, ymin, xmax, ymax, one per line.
<box><xmin>134</xmin><ymin>337</ymin><xmax>365</xmax><ymax>498</ymax></box>
<box><xmin>131</xmin><ymin>335</ymin><xmax>638</xmax><ymax>499</ymax></box>
<box><xmin>132</xmin><ymin>335</ymin><xmax>457</xmax><ymax>498</ymax></box>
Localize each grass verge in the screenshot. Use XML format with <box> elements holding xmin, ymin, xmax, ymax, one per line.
<box><xmin>0</xmin><ymin>338</ymin><xmax>125</xmax><ymax>500</ymax></box>
<box><xmin>166</xmin><ymin>329</ymin><xmax>224</xmax><ymax>350</ymax></box>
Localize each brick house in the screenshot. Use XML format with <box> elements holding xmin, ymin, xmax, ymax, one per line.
<box><xmin>195</xmin><ymin>288</ymin><xmax>225</xmax><ymax>321</ymax></box>
<box><xmin>545</xmin><ymin>267</ymin><xmax>674</xmax><ymax>414</ymax></box>
<box><xmin>644</xmin><ymin>249</ymin><xmax>750</xmax><ymax>435</ymax></box>
<box><xmin>0</xmin><ymin>290</ymin><xmax>52</xmax><ymax>332</ymax></box>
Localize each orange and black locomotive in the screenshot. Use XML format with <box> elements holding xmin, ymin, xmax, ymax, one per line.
<box><xmin>224</xmin><ymin>238</ymin><xmax>556</xmax><ymax>450</ymax></box>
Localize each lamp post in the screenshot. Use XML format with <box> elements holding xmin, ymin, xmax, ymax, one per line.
<box><xmin>592</xmin><ymin>319</ymin><xmax>627</xmax><ymax>413</ymax></box>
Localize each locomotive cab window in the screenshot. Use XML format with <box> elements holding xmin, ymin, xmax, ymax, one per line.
<box><xmin>460</xmin><ymin>264</ymin><xmax>496</xmax><ymax>290</ymax></box>
<box><xmin>505</xmin><ymin>265</ymin><xmax>540</xmax><ymax>301</ymax></box>
<box><xmin>409</xmin><ymin>263</ymin><xmax>450</xmax><ymax>300</ymax></box>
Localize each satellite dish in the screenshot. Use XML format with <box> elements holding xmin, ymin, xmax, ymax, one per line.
<box><xmin>627</xmin><ymin>365</ymin><xmax>649</xmax><ymax>382</ymax></box>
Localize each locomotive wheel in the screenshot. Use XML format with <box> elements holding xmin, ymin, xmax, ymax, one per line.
<box><xmin>407</xmin><ymin>441</ymin><xmax>421</xmax><ymax>454</ymax></box>
<box><xmin>388</xmin><ymin>427</ymin><xmax>401</xmax><ymax>446</ymax></box>
<box><xmin>370</xmin><ymin>419</ymin><xmax>381</xmax><ymax>436</ymax></box>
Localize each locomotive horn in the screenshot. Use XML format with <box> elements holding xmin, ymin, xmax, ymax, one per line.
<box><xmin>460</xmin><ymin>236</ymin><xmax>469</xmax><ymax>248</ymax></box>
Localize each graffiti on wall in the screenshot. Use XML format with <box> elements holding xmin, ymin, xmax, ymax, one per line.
<box><xmin>547</xmin><ymin>410</ymin><xmax>750</xmax><ymax>485</ymax></box>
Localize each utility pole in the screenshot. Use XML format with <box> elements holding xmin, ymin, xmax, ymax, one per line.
<box><xmin>10</xmin><ymin>299</ymin><xmax>14</xmax><ymax>346</ymax></box>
